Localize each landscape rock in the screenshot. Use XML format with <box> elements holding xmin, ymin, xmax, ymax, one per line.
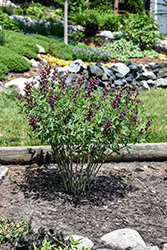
<box><xmin>113</xmin><ymin>62</ymin><xmax>130</xmax><ymax>77</ymax></box>
<box><xmin>101</xmin><ymin>228</ymin><xmax>146</xmax><ymax>249</ymax></box>
<box><xmin>142</xmin><ymin>70</ymin><xmax>157</xmax><ymax>80</ymax></box>
<box><xmin>69</xmin><ymin>235</ymin><xmax>94</xmax><ymax>250</ymax></box>
<box><xmin>88</xmin><ymin>64</ymin><xmax>104</xmax><ymax>77</ymax></box>
<box><xmin>3</xmin><ymin>56</ymin><xmax>167</xmax><ymax>94</ymax></box>
<box><xmin>154</xmin><ymin>78</ymin><xmax>167</xmax><ymax>88</ymax></box>
<box><xmin>163</xmin><ymin>243</ymin><xmax>167</xmax><ymax>250</ymax></box>
<box><xmin>99</xmin><ymin>30</ymin><xmax>115</xmax><ymax>39</ymax></box>
<box><xmin>132</xmin><ymin>245</ymin><xmax>159</xmax><ymax>250</ymax></box>
<box><xmin>69</xmin><ymin>62</ymin><xmax>81</xmax><ymax>73</ymax></box>
<box><xmin>36</xmin><ymin>44</ymin><xmax>45</xmax><ymax>54</ymax></box>
<box><xmin>141</xmin><ymin>80</ymin><xmax>151</xmax><ymax>90</ymax></box>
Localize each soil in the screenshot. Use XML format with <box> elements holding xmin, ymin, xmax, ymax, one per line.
<box><xmin>0</xmin><ymin>161</ymin><xmax>167</xmax><ymax>249</ymax></box>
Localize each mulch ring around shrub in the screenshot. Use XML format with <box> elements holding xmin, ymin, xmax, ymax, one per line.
<box><xmin>0</xmin><ymin>161</ymin><xmax>167</xmax><ymax>249</ymax></box>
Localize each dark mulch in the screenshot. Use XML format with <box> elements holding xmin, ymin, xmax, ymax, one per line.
<box><xmin>0</xmin><ymin>161</ymin><xmax>167</xmax><ymax>249</ymax></box>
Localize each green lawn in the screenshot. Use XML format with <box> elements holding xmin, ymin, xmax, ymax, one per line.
<box><xmin>140</xmin><ymin>88</ymin><xmax>167</xmax><ymax>143</ymax></box>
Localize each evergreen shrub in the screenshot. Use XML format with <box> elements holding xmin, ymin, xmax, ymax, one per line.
<box><xmin>6</xmin><ymin>41</ymin><xmax>39</xmax><ymax>59</ymax></box>
<box><xmin>0</xmin><ymin>47</ymin><xmax>31</xmax><ymax>72</ymax></box>
<box><xmin>0</xmin><ymin>63</ymin><xmax>8</xmax><ymax>80</ymax></box>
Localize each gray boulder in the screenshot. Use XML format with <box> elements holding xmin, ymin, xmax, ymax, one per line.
<box><xmin>132</xmin><ymin>245</ymin><xmax>159</xmax><ymax>250</ymax></box>
<box><xmin>88</xmin><ymin>64</ymin><xmax>104</xmax><ymax>77</ymax></box>
<box><xmin>101</xmin><ymin>228</ymin><xmax>146</xmax><ymax>249</ymax></box>
<box><xmin>154</xmin><ymin>78</ymin><xmax>167</xmax><ymax>88</ymax></box>
<box><xmin>114</xmin><ymin>63</ymin><xmax>130</xmax><ymax>77</ymax></box>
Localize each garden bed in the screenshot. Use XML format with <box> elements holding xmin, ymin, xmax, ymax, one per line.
<box><xmin>0</xmin><ymin>161</ymin><xmax>167</xmax><ymax>249</ymax></box>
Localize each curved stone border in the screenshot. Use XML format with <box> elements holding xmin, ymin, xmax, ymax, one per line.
<box><xmin>0</xmin><ymin>143</ymin><xmax>167</xmax><ymax>165</ymax></box>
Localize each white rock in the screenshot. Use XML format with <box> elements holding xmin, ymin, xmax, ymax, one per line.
<box><xmin>38</xmin><ymin>54</ymin><xmax>47</xmax><ymax>63</ymax></box>
<box><xmin>101</xmin><ymin>228</ymin><xmax>146</xmax><ymax>249</ymax></box>
<box><xmin>73</xmin><ymin>59</ymin><xmax>84</xmax><ymax>65</ymax></box>
<box><xmin>142</xmin><ymin>80</ymin><xmax>150</xmax><ymax>90</ymax></box>
<box><xmin>70</xmin><ymin>235</ymin><xmax>94</xmax><ymax>250</ymax></box>
<box><xmin>163</xmin><ymin>243</ymin><xmax>167</xmax><ymax>250</ymax></box>
<box><xmin>132</xmin><ymin>245</ymin><xmax>159</xmax><ymax>250</ymax></box>
<box><xmin>36</xmin><ymin>44</ymin><xmax>45</xmax><ymax>54</ymax></box>
<box><xmin>5</xmin><ymin>78</ymin><xmax>30</xmax><ymax>94</ymax></box>
<box><xmin>114</xmin><ymin>62</ymin><xmax>130</xmax><ymax>77</ymax></box>
<box><xmin>143</xmin><ymin>70</ymin><xmax>156</xmax><ymax>80</ymax></box>
<box><xmin>147</xmin><ymin>79</ymin><xmax>153</xmax><ymax>85</ymax></box>
<box><xmin>99</xmin><ymin>31</ymin><xmax>115</xmax><ymax>39</ymax></box>
<box><xmin>155</xmin><ymin>78</ymin><xmax>167</xmax><ymax>88</ymax></box>
<box><xmin>5</xmin><ymin>77</ymin><xmax>40</xmax><ymax>95</ymax></box>
<box><xmin>30</xmin><ymin>59</ymin><xmax>40</xmax><ymax>67</ymax></box>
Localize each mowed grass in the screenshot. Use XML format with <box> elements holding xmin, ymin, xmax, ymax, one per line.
<box><xmin>0</xmin><ymin>88</ymin><xmax>167</xmax><ymax>147</ymax></box>
<box><xmin>0</xmin><ymin>89</ymin><xmax>41</xmax><ymax>147</ymax></box>
<box><xmin>140</xmin><ymin>88</ymin><xmax>167</xmax><ymax>143</ymax></box>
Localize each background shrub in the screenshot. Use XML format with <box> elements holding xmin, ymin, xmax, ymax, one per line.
<box><xmin>0</xmin><ymin>11</ymin><xmax>19</xmax><ymax>30</ymax></box>
<box><xmin>0</xmin><ymin>47</ymin><xmax>31</xmax><ymax>72</ymax></box>
<box><xmin>0</xmin><ymin>63</ymin><xmax>8</xmax><ymax>80</ymax></box>
<box><xmin>124</xmin><ymin>0</ymin><xmax>143</xmax><ymax>14</ymax></box>
<box><xmin>119</xmin><ymin>12</ymin><xmax>159</xmax><ymax>50</ymax></box>
<box><xmin>100</xmin><ymin>11</ymin><xmax>121</xmax><ymax>31</ymax></box>
<box><xmin>6</xmin><ymin>41</ymin><xmax>39</xmax><ymax>59</ymax></box>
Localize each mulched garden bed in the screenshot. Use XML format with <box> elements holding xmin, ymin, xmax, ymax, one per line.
<box><xmin>0</xmin><ymin>161</ymin><xmax>167</xmax><ymax>249</ymax></box>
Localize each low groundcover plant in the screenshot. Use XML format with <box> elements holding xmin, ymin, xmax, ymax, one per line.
<box><xmin>16</xmin><ymin>66</ymin><xmax>152</xmax><ymax>195</ymax></box>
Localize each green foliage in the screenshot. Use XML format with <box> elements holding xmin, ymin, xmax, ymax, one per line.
<box><xmin>140</xmin><ymin>89</ymin><xmax>167</xmax><ymax>143</ymax></box>
<box><xmin>78</xmin><ymin>9</ymin><xmax>101</xmax><ymax>26</ymax></box>
<box><xmin>49</xmin><ymin>22</ymin><xmax>64</xmax><ymax>37</ymax></box>
<box><xmin>0</xmin><ymin>28</ymin><xmax>6</xmax><ymax>46</ymax></box>
<box><xmin>100</xmin><ymin>38</ymin><xmax>159</xmax><ymax>61</ymax></box>
<box><xmin>0</xmin><ymin>63</ymin><xmax>8</xmax><ymax>80</ymax></box>
<box><xmin>17</xmin><ymin>19</ymin><xmax>64</xmax><ymax>37</ymax></box>
<box><xmin>89</xmin><ymin>0</ymin><xmax>111</xmax><ymax>9</ymax></box>
<box><xmin>54</xmin><ymin>0</ymin><xmax>90</xmax><ymax>14</ymax></box>
<box><xmin>124</xmin><ymin>0</ymin><xmax>143</xmax><ymax>14</ymax></box>
<box><xmin>0</xmin><ymin>47</ymin><xmax>31</xmax><ymax>72</ymax></box>
<box><xmin>69</xmin><ymin>31</ymin><xmax>85</xmax><ymax>43</ymax></box>
<box><xmin>0</xmin><ymin>217</ymin><xmax>78</xmax><ymax>250</ymax></box>
<box><xmin>0</xmin><ymin>5</ymin><xmax>14</xmax><ymax>15</ymax></box>
<box><xmin>26</xmin><ymin>2</ymin><xmax>47</xmax><ymax>19</ymax></box>
<box><xmin>17</xmin><ymin>66</ymin><xmax>152</xmax><ymax>194</ymax></box>
<box><xmin>119</xmin><ymin>12</ymin><xmax>159</xmax><ymax>50</ymax></box>
<box><xmin>6</xmin><ymin>40</ymin><xmax>39</xmax><ymax>59</ymax></box>
<box><xmin>99</xmin><ymin>11</ymin><xmax>121</xmax><ymax>32</ymax></box>
<box><xmin>0</xmin><ymin>10</ymin><xmax>19</xmax><ymax>30</ymax></box>
<box><xmin>72</xmin><ymin>8</ymin><xmax>121</xmax><ymax>32</ymax></box>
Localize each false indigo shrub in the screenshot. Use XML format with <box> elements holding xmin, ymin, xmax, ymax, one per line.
<box><xmin>16</xmin><ymin>66</ymin><xmax>152</xmax><ymax>195</ymax></box>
